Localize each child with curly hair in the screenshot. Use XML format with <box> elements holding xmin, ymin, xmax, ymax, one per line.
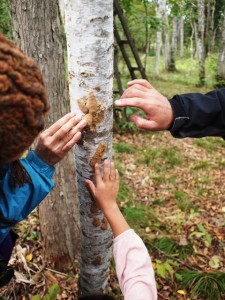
<box><xmin>0</xmin><ymin>34</ymin><xmax>87</xmax><ymax>287</ymax></box>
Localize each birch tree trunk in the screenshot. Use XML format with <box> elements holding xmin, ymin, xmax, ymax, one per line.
<box><xmin>143</xmin><ymin>0</ymin><xmax>149</xmax><ymax>70</ymax></box>
<box><xmin>197</xmin><ymin>0</ymin><xmax>206</xmax><ymax>85</ymax></box>
<box><xmin>9</xmin><ymin>0</ymin><xmax>81</xmax><ymax>270</ymax></box>
<box><xmin>216</xmin><ymin>13</ymin><xmax>225</xmax><ymax>86</ymax></box>
<box><xmin>190</xmin><ymin>20</ymin><xmax>195</xmax><ymax>59</ymax></box>
<box><xmin>154</xmin><ymin>0</ymin><xmax>163</xmax><ymax>75</ymax></box>
<box><xmin>64</xmin><ymin>0</ymin><xmax>114</xmax><ymax>295</ymax></box>
<box><xmin>161</xmin><ymin>0</ymin><xmax>171</xmax><ymax>71</ymax></box>
<box><xmin>179</xmin><ymin>17</ymin><xmax>184</xmax><ymax>58</ymax></box>
<box><xmin>169</xmin><ymin>16</ymin><xmax>178</xmax><ymax>71</ymax></box>
<box><xmin>194</xmin><ymin>21</ymin><xmax>199</xmax><ymax>59</ymax></box>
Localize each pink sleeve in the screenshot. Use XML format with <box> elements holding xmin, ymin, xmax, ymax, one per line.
<box><xmin>113</xmin><ymin>229</ymin><xmax>157</xmax><ymax>300</ymax></box>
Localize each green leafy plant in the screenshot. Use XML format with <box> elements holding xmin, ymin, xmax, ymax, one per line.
<box><xmin>174</xmin><ymin>190</ymin><xmax>196</xmax><ymax>212</ymax></box>
<box><xmin>32</xmin><ymin>284</ymin><xmax>60</xmax><ymax>300</ymax></box>
<box><xmin>0</xmin><ymin>0</ymin><xmax>12</xmax><ymax>38</ymax></box>
<box><xmin>178</xmin><ymin>270</ymin><xmax>225</xmax><ymax>300</ymax></box>
<box><xmin>113</xmin><ymin>141</ymin><xmax>135</xmax><ymax>153</ymax></box>
<box><xmin>26</xmin><ymin>230</ymin><xmax>39</xmax><ymax>241</ymax></box>
<box><xmin>155</xmin><ymin>259</ymin><xmax>177</xmax><ymax>280</ymax></box>
<box><xmin>195</xmin><ymin>138</ymin><xmax>217</xmax><ymax>152</ymax></box>
<box><xmin>155</xmin><ymin>237</ymin><xmax>194</xmax><ymax>259</ymax></box>
<box><xmin>190</xmin><ymin>224</ymin><xmax>212</xmax><ymax>246</ymax></box>
<box><xmin>122</xmin><ymin>205</ymin><xmax>157</xmax><ymax>228</ymax></box>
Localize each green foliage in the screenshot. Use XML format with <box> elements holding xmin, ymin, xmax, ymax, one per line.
<box><xmin>26</xmin><ymin>230</ymin><xmax>39</xmax><ymax>241</ymax></box>
<box><xmin>195</xmin><ymin>138</ymin><xmax>217</xmax><ymax>152</ymax></box>
<box><xmin>119</xmin><ymin>0</ymin><xmax>134</xmax><ymax>12</ymax></box>
<box><xmin>190</xmin><ymin>224</ymin><xmax>212</xmax><ymax>247</ymax></box>
<box><xmin>0</xmin><ymin>0</ymin><xmax>12</xmax><ymax>38</ymax></box>
<box><xmin>161</xmin><ymin>148</ymin><xmax>182</xmax><ymax>166</ymax></box>
<box><xmin>122</xmin><ymin>204</ymin><xmax>156</xmax><ymax>228</ymax></box>
<box><xmin>192</xmin><ymin>161</ymin><xmax>209</xmax><ymax>170</ymax></box>
<box><xmin>118</xmin><ymin>120</ymin><xmax>139</xmax><ymax>133</ymax></box>
<box><xmin>178</xmin><ymin>270</ymin><xmax>225</xmax><ymax>300</ymax></box>
<box><xmin>32</xmin><ymin>296</ymin><xmax>41</xmax><ymax>300</ymax></box>
<box><xmin>138</xmin><ymin>146</ymin><xmax>182</xmax><ymax>167</ymax></box>
<box><xmin>32</xmin><ymin>284</ymin><xmax>60</xmax><ymax>300</ymax></box>
<box><xmin>155</xmin><ymin>259</ymin><xmax>178</xmax><ymax>280</ymax></box>
<box><xmin>174</xmin><ymin>190</ymin><xmax>195</xmax><ymax>212</ymax></box>
<box><xmin>115</xmin><ymin>162</ymin><xmax>134</xmax><ymax>202</ymax></box>
<box><xmin>155</xmin><ymin>237</ymin><xmax>194</xmax><ymax>259</ymax></box>
<box><xmin>113</xmin><ymin>141</ymin><xmax>135</xmax><ymax>153</ymax></box>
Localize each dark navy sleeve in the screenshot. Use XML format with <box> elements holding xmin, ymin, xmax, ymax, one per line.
<box><xmin>169</xmin><ymin>88</ymin><xmax>225</xmax><ymax>138</ymax></box>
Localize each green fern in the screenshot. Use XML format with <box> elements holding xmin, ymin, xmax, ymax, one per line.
<box><xmin>155</xmin><ymin>237</ymin><xmax>194</xmax><ymax>259</ymax></box>
<box><xmin>178</xmin><ymin>270</ymin><xmax>225</xmax><ymax>300</ymax></box>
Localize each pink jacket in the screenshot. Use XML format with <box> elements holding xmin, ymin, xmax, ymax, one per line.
<box><xmin>113</xmin><ymin>229</ymin><xmax>157</xmax><ymax>300</ymax></box>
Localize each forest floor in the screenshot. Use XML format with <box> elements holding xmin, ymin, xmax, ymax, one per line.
<box><xmin>0</xmin><ymin>129</ymin><xmax>225</xmax><ymax>300</ymax></box>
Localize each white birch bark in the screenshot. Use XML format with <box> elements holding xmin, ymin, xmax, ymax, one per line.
<box><xmin>171</xmin><ymin>16</ymin><xmax>178</xmax><ymax>57</ymax></box>
<box><xmin>194</xmin><ymin>21</ymin><xmax>199</xmax><ymax>59</ymax></box>
<box><xmin>169</xmin><ymin>16</ymin><xmax>177</xmax><ymax>71</ymax></box>
<box><xmin>64</xmin><ymin>0</ymin><xmax>114</xmax><ymax>295</ymax></box>
<box><xmin>197</xmin><ymin>0</ymin><xmax>205</xmax><ymax>85</ymax></box>
<box><xmin>179</xmin><ymin>17</ymin><xmax>184</xmax><ymax>58</ymax></box>
<box><xmin>155</xmin><ymin>0</ymin><xmax>162</xmax><ymax>75</ymax></box>
<box><xmin>190</xmin><ymin>20</ymin><xmax>194</xmax><ymax>59</ymax></box>
<box><xmin>217</xmin><ymin>13</ymin><xmax>225</xmax><ymax>84</ymax></box>
<box><xmin>161</xmin><ymin>0</ymin><xmax>171</xmax><ymax>71</ymax></box>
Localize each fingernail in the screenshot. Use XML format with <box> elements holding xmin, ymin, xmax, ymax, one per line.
<box><xmin>115</xmin><ymin>100</ymin><xmax>121</xmax><ymax>105</ymax></box>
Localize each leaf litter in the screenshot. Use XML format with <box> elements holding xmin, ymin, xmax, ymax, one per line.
<box><xmin>0</xmin><ymin>131</ymin><xmax>224</xmax><ymax>299</ymax></box>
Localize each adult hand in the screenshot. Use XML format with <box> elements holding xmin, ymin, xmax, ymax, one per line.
<box><xmin>114</xmin><ymin>79</ymin><xmax>173</xmax><ymax>131</ymax></box>
<box><xmin>35</xmin><ymin>113</ymin><xmax>87</xmax><ymax>166</ymax></box>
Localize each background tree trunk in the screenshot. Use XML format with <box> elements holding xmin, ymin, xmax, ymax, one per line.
<box><xmin>162</xmin><ymin>0</ymin><xmax>171</xmax><ymax>71</ymax></box>
<box><xmin>190</xmin><ymin>20</ymin><xmax>195</xmax><ymax>59</ymax></box>
<box><xmin>197</xmin><ymin>0</ymin><xmax>206</xmax><ymax>85</ymax></box>
<box><xmin>155</xmin><ymin>0</ymin><xmax>163</xmax><ymax>75</ymax></box>
<box><xmin>179</xmin><ymin>17</ymin><xmax>184</xmax><ymax>58</ymax></box>
<box><xmin>9</xmin><ymin>0</ymin><xmax>81</xmax><ymax>270</ymax></box>
<box><xmin>216</xmin><ymin>12</ymin><xmax>225</xmax><ymax>86</ymax></box>
<box><xmin>64</xmin><ymin>0</ymin><xmax>114</xmax><ymax>296</ymax></box>
<box><xmin>143</xmin><ymin>0</ymin><xmax>150</xmax><ymax>71</ymax></box>
<box><xmin>169</xmin><ymin>16</ymin><xmax>178</xmax><ymax>71</ymax></box>
<box><xmin>194</xmin><ymin>21</ymin><xmax>199</xmax><ymax>59</ymax></box>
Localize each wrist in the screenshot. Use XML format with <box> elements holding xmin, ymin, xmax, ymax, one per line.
<box><xmin>166</xmin><ymin>99</ymin><xmax>174</xmax><ymax>130</ymax></box>
<box><xmin>103</xmin><ymin>203</ymin><xmax>120</xmax><ymax>218</ymax></box>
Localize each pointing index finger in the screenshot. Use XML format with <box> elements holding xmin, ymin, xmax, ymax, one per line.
<box><xmin>44</xmin><ymin>113</ymin><xmax>76</xmax><ymax>137</ymax></box>
<box><xmin>114</xmin><ymin>97</ymin><xmax>148</xmax><ymax>110</ymax></box>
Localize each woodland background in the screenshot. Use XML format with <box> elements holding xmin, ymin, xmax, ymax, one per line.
<box><xmin>0</xmin><ymin>0</ymin><xmax>225</xmax><ymax>299</ymax></box>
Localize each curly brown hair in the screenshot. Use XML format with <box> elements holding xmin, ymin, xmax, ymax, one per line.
<box><xmin>0</xmin><ymin>34</ymin><xmax>49</xmax><ymax>186</ymax></box>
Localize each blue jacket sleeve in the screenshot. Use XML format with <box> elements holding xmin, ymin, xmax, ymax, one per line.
<box><xmin>0</xmin><ymin>151</ymin><xmax>55</xmax><ymax>243</ymax></box>
<box><xmin>169</xmin><ymin>88</ymin><xmax>225</xmax><ymax>138</ymax></box>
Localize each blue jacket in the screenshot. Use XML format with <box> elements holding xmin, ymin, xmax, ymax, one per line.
<box><xmin>0</xmin><ymin>151</ymin><xmax>55</xmax><ymax>243</ymax></box>
<box><xmin>169</xmin><ymin>88</ymin><xmax>225</xmax><ymax>138</ymax></box>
